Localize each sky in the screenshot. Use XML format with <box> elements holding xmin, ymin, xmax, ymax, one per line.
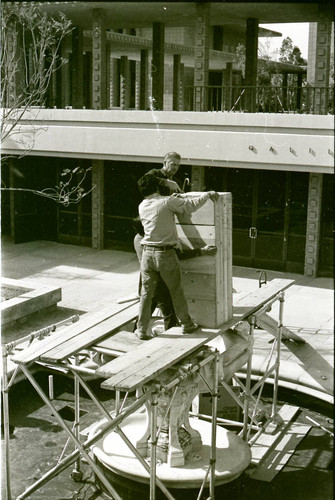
<box><xmin>259</xmin><ymin>23</ymin><xmax>310</xmax><ymax>60</ymax></box>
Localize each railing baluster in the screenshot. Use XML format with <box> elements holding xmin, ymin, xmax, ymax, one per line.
<box><xmin>182</xmin><ymin>85</ymin><xmax>332</xmax><ymax>114</ymax></box>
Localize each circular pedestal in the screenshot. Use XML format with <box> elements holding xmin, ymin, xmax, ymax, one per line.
<box><xmin>89</xmin><ymin>412</ymin><xmax>251</xmax><ymax>490</ymax></box>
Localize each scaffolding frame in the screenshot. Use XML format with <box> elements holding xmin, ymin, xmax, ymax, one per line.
<box><xmin>2</xmin><ymin>287</ymin><xmax>291</xmax><ymax>500</ymax></box>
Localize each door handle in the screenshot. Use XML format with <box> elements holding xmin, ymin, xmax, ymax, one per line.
<box><xmin>249</xmin><ymin>227</ymin><xmax>257</xmax><ymax>239</ymax></box>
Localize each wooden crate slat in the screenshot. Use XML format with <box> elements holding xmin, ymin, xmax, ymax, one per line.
<box><xmin>177</xmin><ymin>193</ymin><xmax>233</xmax><ymax>328</ymax></box>
<box><xmin>12</xmin><ymin>301</ymin><xmax>138</xmax><ymax>364</ymax></box>
<box><xmin>215</xmin><ymin>192</ymin><xmax>233</xmax><ymax>324</ymax></box>
<box><xmin>179</xmin><ymin>256</ymin><xmax>215</xmax><ymax>274</ymax></box>
<box><xmin>175</xmin><ymin>194</ymin><xmax>215</xmax><ymax>225</ymax></box>
<box><xmin>182</xmin><ymin>272</ymin><xmax>216</xmax><ymax>300</ymax></box>
<box><xmin>176</xmin><ymin>224</ymin><xmax>215</xmax><ymax>246</ymax></box>
<box><xmin>41</xmin><ymin>303</ymin><xmax>139</xmax><ymax>362</ymax></box>
<box><xmin>186</xmin><ymin>299</ymin><xmax>218</xmax><ymax>328</ymax></box>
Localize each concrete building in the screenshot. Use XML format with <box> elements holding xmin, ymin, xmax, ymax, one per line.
<box><xmin>1</xmin><ymin>1</ymin><xmax>334</xmax><ymax>278</ymax></box>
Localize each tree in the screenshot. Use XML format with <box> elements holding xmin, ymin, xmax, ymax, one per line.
<box><xmin>1</xmin><ymin>2</ymin><xmax>94</xmax><ymax>206</ymax></box>
<box><xmin>279</xmin><ymin>36</ymin><xmax>306</xmax><ymax>66</ymax></box>
<box><xmin>1</xmin><ymin>2</ymin><xmax>72</xmax><ymax>145</ymax></box>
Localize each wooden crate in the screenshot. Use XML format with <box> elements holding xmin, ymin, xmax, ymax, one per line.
<box><xmin>176</xmin><ymin>192</ymin><xmax>233</xmax><ymax>328</ymax></box>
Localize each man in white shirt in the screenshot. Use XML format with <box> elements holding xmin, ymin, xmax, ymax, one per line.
<box><xmin>136</xmin><ymin>173</ymin><xmax>218</xmax><ymax>340</ymax></box>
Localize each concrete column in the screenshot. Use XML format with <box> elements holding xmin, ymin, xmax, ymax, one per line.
<box><xmin>296</xmin><ymin>72</ymin><xmax>303</xmax><ymax>111</ymax></box>
<box><xmin>151</xmin><ymin>23</ymin><xmax>165</xmax><ymax>110</ymax></box>
<box><xmin>61</xmin><ymin>38</ymin><xmax>71</xmax><ymax>107</ymax></box>
<box><xmin>282</xmin><ymin>73</ymin><xmax>288</xmax><ymax>110</ymax></box>
<box><xmin>109</xmin><ymin>56</ymin><xmax>119</xmax><ymax>107</ymax></box>
<box><xmin>71</xmin><ymin>26</ymin><xmax>84</xmax><ymax>108</ymax></box>
<box><xmin>222</xmin><ymin>62</ymin><xmax>233</xmax><ymax>111</ymax></box>
<box><xmin>106</xmin><ymin>44</ymin><xmax>111</xmax><ymax>109</ymax></box>
<box><xmin>92</xmin><ymin>9</ymin><xmax>107</xmax><ymax>109</ymax></box>
<box><xmin>179</xmin><ymin>63</ymin><xmax>185</xmax><ymax>111</ymax></box>
<box><xmin>140</xmin><ymin>49</ymin><xmax>149</xmax><ymax>109</ymax></box>
<box><xmin>173</xmin><ymin>54</ymin><xmax>182</xmax><ymax>111</ymax></box>
<box><xmin>191</xmin><ymin>166</ymin><xmax>205</xmax><ymax>191</ymax></box>
<box><xmin>307</xmin><ymin>16</ymin><xmax>332</xmax><ymax>114</ymax></box>
<box><xmin>304</xmin><ymin>173</ymin><xmax>323</xmax><ymax>277</ymax></box>
<box><xmin>244</xmin><ymin>18</ymin><xmax>258</xmax><ymax>112</ymax></box>
<box><xmin>120</xmin><ymin>55</ymin><xmax>131</xmax><ymax>109</ymax></box>
<box><xmin>135</xmin><ymin>60</ymin><xmax>141</xmax><ymax>109</ymax></box>
<box><xmin>91</xmin><ymin>160</ymin><xmax>104</xmax><ymax>250</ymax></box>
<box><xmin>194</xmin><ymin>3</ymin><xmax>210</xmax><ymax>112</ymax></box>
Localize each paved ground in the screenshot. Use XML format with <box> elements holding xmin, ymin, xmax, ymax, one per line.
<box><xmin>1</xmin><ymin>237</ymin><xmax>334</xmax><ymax>500</ymax></box>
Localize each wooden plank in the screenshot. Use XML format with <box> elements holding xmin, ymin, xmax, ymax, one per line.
<box><xmin>248</xmin><ymin>422</ymin><xmax>311</xmax><ymax>481</ymax></box>
<box><xmin>99</xmin><ymin>279</ymin><xmax>296</xmax><ymax>392</ymax></box>
<box><xmin>247</xmin><ymin>403</ymin><xmax>310</xmax><ymax>481</ymax></box>
<box><xmin>248</xmin><ymin>404</ymin><xmax>299</xmax><ymax>464</ymax></box>
<box><xmin>233</xmin><ymin>279</ymin><xmax>295</xmax><ymax>316</ymax></box>
<box><xmin>11</xmin><ymin>301</ymin><xmax>139</xmax><ymax>364</ymax></box>
<box><xmin>94</xmin><ymin>330</ymin><xmax>143</xmax><ymax>353</ymax></box>
<box><xmin>256</xmin><ymin>312</ymin><xmax>305</xmax><ymax>342</ymax></box>
<box><xmin>41</xmin><ymin>303</ymin><xmax>139</xmax><ymax>362</ymax></box>
<box><xmin>98</xmin><ymin>331</ymin><xmax>213</xmax><ymax>391</ymax></box>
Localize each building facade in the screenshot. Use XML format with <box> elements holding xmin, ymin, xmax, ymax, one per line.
<box><xmin>2</xmin><ymin>1</ymin><xmax>334</xmax><ymax>278</ymax></box>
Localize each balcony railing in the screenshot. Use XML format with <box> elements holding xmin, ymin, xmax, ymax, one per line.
<box><xmin>184</xmin><ymin>85</ymin><xmax>334</xmax><ymax>114</ymax></box>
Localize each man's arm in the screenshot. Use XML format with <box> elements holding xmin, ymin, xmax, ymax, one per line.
<box><xmin>169</xmin><ymin>191</ymin><xmax>219</xmax><ymax>214</ymax></box>
<box><xmin>177</xmin><ymin>245</ymin><xmax>217</xmax><ymax>260</ymax></box>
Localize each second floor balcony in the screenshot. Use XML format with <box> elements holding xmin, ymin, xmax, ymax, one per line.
<box><xmin>183</xmin><ymin>85</ymin><xmax>334</xmax><ymax>115</ymax></box>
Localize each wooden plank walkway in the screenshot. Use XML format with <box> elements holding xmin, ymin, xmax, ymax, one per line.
<box><xmin>97</xmin><ymin>279</ymin><xmax>297</xmax><ymax>392</ymax></box>
<box><xmin>98</xmin><ymin>329</ymin><xmax>212</xmax><ymax>391</ymax></box>
<box><xmin>11</xmin><ymin>278</ymin><xmax>300</xmax><ymax>399</ymax></box>
<box><xmin>11</xmin><ymin>301</ymin><xmax>139</xmax><ymax>364</ymax></box>
<box><xmin>246</xmin><ymin>404</ymin><xmax>311</xmax><ymax>481</ymax></box>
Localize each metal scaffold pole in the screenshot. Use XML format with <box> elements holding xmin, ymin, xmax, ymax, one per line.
<box><xmin>150</xmin><ymin>388</ymin><xmax>159</xmax><ymax>500</ymax></box>
<box><xmin>272</xmin><ymin>292</ymin><xmax>284</xmax><ymax>418</ymax></box>
<box><xmin>243</xmin><ymin>315</ymin><xmax>255</xmax><ymax>441</ymax></box>
<box><xmin>2</xmin><ymin>346</ymin><xmax>12</xmax><ymax>500</ymax></box>
<box><xmin>208</xmin><ymin>350</ymin><xmax>219</xmax><ymax>499</ymax></box>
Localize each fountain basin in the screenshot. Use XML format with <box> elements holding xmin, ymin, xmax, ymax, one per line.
<box><xmin>89</xmin><ymin>411</ymin><xmax>251</xmax><ymax>493</ymax></box>
<box><xmin>1</xmin><ymin>278</ymin><xmax>61</xmax><ymax>328</ymax></box>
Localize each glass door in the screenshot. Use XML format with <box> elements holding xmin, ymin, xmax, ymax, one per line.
<box><xmin>206</xmin><ymin>167</ymin><xmax>308</xmax><ymax>273</ymax></box>
<box><xmin>228</xmin><ymin>169</ymin><xmax>254</xmax><ymax>267</ymax></box>
<box><xmin>253</xmin><ymin>171</ymin><xmax>286</xmax><ymax>270</ymax></box>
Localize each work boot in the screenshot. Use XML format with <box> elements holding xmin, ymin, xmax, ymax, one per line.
<box><xmin>182</xmin><ymin>322</ymin><xmax>199</xmax><ymax>334</ymax></box>
<box><xmin>135</xmin><ymin>329</ymin><xmax>152</xmax><ymax>341</ymax></box>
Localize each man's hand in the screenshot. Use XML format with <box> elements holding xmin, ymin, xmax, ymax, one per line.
<box><xmin>208</xmin><ymin>191</ymin><xmax>219</xmax><ymax>202</ymax></box>
<box><xmin>164</xmin><ymin>179</ymin><xmax>182</xmax><ymax>193</ymax></box>
<box><xmin>200</xmin><ymin>245</ymin><xmax>217</xmax><ymax>256</ymax></box>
